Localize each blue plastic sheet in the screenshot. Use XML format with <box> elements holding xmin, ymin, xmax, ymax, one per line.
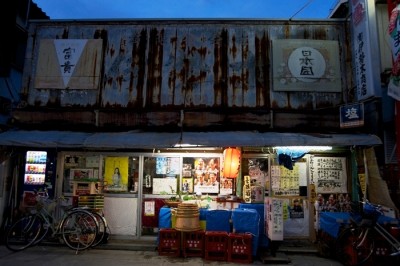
<box><xmin>232</xmin><ymin>208</ymin><xmax>260</xmax><ymax>256</ymax></box>
<box><xmin>158</xmin><ymin>207</ymin><xmax>172</xmax><ymax>229</ymax></box>
<box><xmin>319</xmin><ymin>212</ymin><xmax>350</xmax><ymax>238</ymax></box>
<box><xmin>239</xmin><ymin>203</ymin><xmax>269</xmax><ymax>248</ymax></box>
<box><xmin>205</xmin><ymin>209</ymin><xmax>232</xmax><ymax>232</ymax></box>
<box><xmin>319</xmin><ymin>212</ymin><xmax>400</xmax><ymax>239</ymax></box>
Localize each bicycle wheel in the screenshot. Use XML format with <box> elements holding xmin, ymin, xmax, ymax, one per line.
<box><xmin>90</xmin><ymin>211</ymin><xmax>110</xmax><ymax>247</ymax></box>
<box><xmin>33</xmin><ymin>218</ymin><xmax>51</xmax><ymax>245</ymax></box>
<box><xmin>60</xmin><ymin>210</ymin><xmax>98</xmax><ymax>251</ymax></box>
<box><xmin>335</xmin><ymin>226</ymin><xmax>374</xmax><ymax>266</ymax></box>
<box><xmin>5</xmin><ymin>215</ymin><xmax>43</xmax><ymax>251</ymax></box>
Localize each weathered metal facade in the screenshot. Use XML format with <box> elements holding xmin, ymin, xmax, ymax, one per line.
<box><xmin>14</xmin><ymin>19</ymin><xmax>355</xmax><ymax>133</ymax></box>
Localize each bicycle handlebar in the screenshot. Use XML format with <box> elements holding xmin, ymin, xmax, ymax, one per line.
<box><xmin>34</xmin><ymin>187</ymin><xmax>68</xmax><ymax>206</ymax></box>
<box><xmin>362</xmin><ymin>200</ymin><xmax>383</xmax><ymax>213</ymax></box>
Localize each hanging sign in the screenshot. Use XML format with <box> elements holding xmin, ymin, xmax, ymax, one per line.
<box><xmin>388</xmin><ymin>3</ymin><xmax>400</xmax><ymax>100</ymax></box>
<box><xmin>243</xmin><ymin>175</ymin><xmax>251</xmax><ymax>203</ymax></box>
<box><xmin>340</xmin><ymin>103</ymin><xmax>364</xmax><ymax>128</ymax></box>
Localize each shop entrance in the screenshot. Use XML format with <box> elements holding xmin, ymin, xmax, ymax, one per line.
<box><xmin>140</xmin><ymin>156</ymin><xmax>180</xmax><ymax>237</ymax></box>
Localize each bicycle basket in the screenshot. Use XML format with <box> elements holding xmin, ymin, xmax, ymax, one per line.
<box><xmin>35</xmin><ymin>195</ymin><xmax>55</xmax><ymax>212</ymax></box>
<box><xmin>35</xmin><ymin>197</ymin><xmax>45</xmax><ymax>211</ymax></box>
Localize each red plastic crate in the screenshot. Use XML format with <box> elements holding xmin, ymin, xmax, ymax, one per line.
<box><xmin>158</xmin><ymin>228</ymin><xmax>180</xmax><ymax>256</ymax></box>
<box><xmin>204</xmin><ymin>231</ymin><xmax>229</xmax><ymax>261</ymax></box>
<box><xmin>182</xmin><ymin>230</ymin><xmax>205</xmax><ymax>258</ymax></box>
<box><xmin>228</xmin><ymin>233</ymin><xmax>252</xmax><ymax>264</ymax></box>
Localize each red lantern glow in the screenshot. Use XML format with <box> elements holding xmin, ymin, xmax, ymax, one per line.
<box><xmin>223</xmin><ymin>148</ymin><xmax>241</xmax><ymax>178</ymax></box>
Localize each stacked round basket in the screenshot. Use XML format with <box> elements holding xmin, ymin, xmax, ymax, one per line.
<box><xmin>174</xmin><ymin>202</ymin><xmax>200</xmax><ymax>231</ymax></box>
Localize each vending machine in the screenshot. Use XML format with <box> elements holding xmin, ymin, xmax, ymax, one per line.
<box><xmin>21</xmin><ymin>150</ymin><xmax>57</xmax><ymax>208</ymax></box>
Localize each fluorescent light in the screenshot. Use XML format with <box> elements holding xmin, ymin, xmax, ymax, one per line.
<box><xmin>274</xmin><ymin>146</ymin><xmax>332</xmax><ymax>151</ymax></box>
<box><xmin>174</xmin><ymin>143</ymin><xmax>202</xmax><ymax>148</ymax></box>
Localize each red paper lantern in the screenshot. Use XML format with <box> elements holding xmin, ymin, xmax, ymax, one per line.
<box><xmin>223</xmin><ymin>148</ymin><xmax>241</xmax><ymax>178</ymax></box>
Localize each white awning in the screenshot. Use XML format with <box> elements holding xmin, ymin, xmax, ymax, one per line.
<box><xmin>0</xmin><ymin>130</ymin><xmax>382</xmax><ymax>149</ymax></box>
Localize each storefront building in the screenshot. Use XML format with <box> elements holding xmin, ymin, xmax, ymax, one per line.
<box><xmin>0</xmin><ymin>16</ymin><xmax>391</xmax><ymax>246</ymax></box>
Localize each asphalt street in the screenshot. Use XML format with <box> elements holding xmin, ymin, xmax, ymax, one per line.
<box><xmin>0</xmin><ymin>244</ymin><xmax>344</xmax><ymax>266</ymax></box>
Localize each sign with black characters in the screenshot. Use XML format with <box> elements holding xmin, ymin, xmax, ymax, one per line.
<box><xmin>309</xmin><ymin>156</ymin><xmax>347</xmax><ymax>194</ymax></box>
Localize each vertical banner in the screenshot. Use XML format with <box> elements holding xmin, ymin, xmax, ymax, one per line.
<box><xmin>243</xmin><ymin>175</ymin><xmax>251</xmax><ymax>203</ymax></box>
<box><xmin>388</xmin><ymin>3</ymin><xmax>400</xmax><ymax>100</ymax></box>
<box><xmin>350</xmin><ymin>0</ymin><xmax>381</xmax><ymax>100</ymax></box>
<box><xmin>358</xmin><ymin>173</ymin><xmax>367</xmax><ymax>196</ymax></box>
<box><xmin>265</xmin><ymin>197</ymin><xmax>284</xmax><ymax>241</ymax></box>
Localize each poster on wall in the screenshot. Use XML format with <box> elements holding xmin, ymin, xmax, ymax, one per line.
<box><xmin>309</xmin><ymin>156</ymin><xmax>347</xmax><ymax>194</ymax></box>
<box><xmin>182</xmin><ymin>178</ymin><xmax>193</xmax><ymax>193</ymax></box>
<box><xmin>192</xmin><ymin>157</ymin><xmax>220</xmax><ymax>194</ymax></box>
<box><xmin>284</xmin><ymin>198</ymin><xmax>309</xmax><ymax>237</ymax></box>
<box><xmin>289</xmin><ymin>198</ymin><xmax>304</xmax><ymax>219</ymax></box>
<box><xmin>156</xmin><ymin>157</ymin><xmax>180</xmax><ymax>176</ymax></box>
<box><xmin>247</xmin><ymin>158</ymin><xmax>269</xmax><ymax>186</ymax></box>
<box><xmin>220</xmin><ymin>178</ymin><xmax>233</xmax><ymax>195</ymax></box>
<box><xmin>104</xmin><ymin>157</ymin><xmax>129</xmax><ymax>192</ymax></box>
<box><xmin>152</xmin><ymin>178</ymin><xmax>178</xmax><ymax>194</ymax></box>
<box><xmin>70</xmin><ymin>169</ymin><xmax>94</xmax><ymax>180</ymax></box>
<box><xmin>144</xmin><ymin>201</ymin><xmax>155</xmax><ymax>216</ymax></box>
<box><xmin>271</xmin><ymin>163</ymin><xmax>306</xmax><ymax>196</ymax></box>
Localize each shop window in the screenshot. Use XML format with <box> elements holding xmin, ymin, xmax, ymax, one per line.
<box><xmin>102</xmin><ymin>156</ymin><xmax>139</xmax><ymax>193</ymax></box>
<box><xmin>143</xmin><ymin>156</ymin><xmax>180</xmax><ymax>195</ymax></box>
<box><xmin>63</xmin><ymin>155</ymin><xmax>101</xmax><ymax>195</ymax></box>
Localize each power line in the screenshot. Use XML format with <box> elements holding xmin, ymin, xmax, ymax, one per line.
<box><xmin>289</xmin><ymin>0</ymin><xmax>314</xmax><ymax>20</ymax></box>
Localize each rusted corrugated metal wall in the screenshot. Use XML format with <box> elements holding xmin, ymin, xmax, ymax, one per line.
<box><xmin>17</xmin><ymin>20</ymin><xmax>350</xmax><ymax>131</ymax></box>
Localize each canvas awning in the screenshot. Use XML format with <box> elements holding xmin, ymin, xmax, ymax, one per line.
<box><xmin>0</xmin><ymin>130</ymin><xmax>382</xmax><ymax>149</ymax></box>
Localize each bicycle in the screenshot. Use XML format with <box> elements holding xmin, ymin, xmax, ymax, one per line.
<box><xmin>5</xmin><ymin>188</ymin><xmax>99</xmax><ymax>253</ymax></box>
<box><xmin>76</xmin><ymin>207</ymin><xmax>111</xmax><ymax>247</ymax></box>
<box><xmin>335</xmin><ymin>200</ymin><xmax>400</xmax><ymax>266</ymax></box>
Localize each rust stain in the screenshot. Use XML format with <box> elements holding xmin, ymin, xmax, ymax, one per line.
<box><xmin>242</xmin><ymin>69</ymin><xmax>249</xmax><ymax>92</ymax></box>
<box><xmin>146</xmin><ymin>28</ymin><xmax>164</xmax><ymax>106</ymax></box>
<box><xmin>107</xmin><ymin>77</ymin><xmax>113</xmax><ymax>86</ymax></box>
<box><xmin>242</xmin><ymin>38</ymin><xmax>248</xmax><ymax>62</ymax></box>
<box><xmin>119</xmin><ymin>38</ymin><xmax>126</xmax><ymax>55</ymax></box>
<box><xmin>131</xmin><ymin>29</ymin><xmax>148</xmax><ymax>105</ymax></box>
<box><xmin>181</xmin><ymin>36</ymin><xmax>187</xmax><ymax>51</ymax></box>
<box><xmin>213</xmin><ymin>29</ymin><xmax>228</xmax><ymax>106</ymax></box>
<box><xmin>284</xmin><ymin>23</ymin><xmax>290</xmax><ymax>38</ymax></box>
<box><xmin>187</xmin><ymin>70</ymin><xmax>207</xmax><ymax>84</ymax></box>
<box><xmin>110</xmin><ymin>43</ymin><xmax>115</xmax><ymax>58</ymax></box>
<box><xmin>116</xmin><ymin>75</ymin><xmax>123</xmax><ymax>90</ymax></box>
<box><xmin>168</xmin><ymin>35</ymin><xmax>177</xmax><ymax>96</ymax></box>
<box><xmin>61</xmin><ymin>28</ymin><xmax>69</xmax><ymax>39</ymax></box>
<box><xmin>168</xmin><ymin>70</ymin><xmax>176</xmax><ymax>93</ymax></box>
<box><xmin>229</xmin><ymin>74</ymin><xmax>241</xmax><ymax>103</ymax></box>
<box><xmin>230</xmin><ymin>35</ymin><xmax>237</xmax><ymax>59</ymax></box>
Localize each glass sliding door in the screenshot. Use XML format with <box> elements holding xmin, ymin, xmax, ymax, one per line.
<box><xmin>140</xmin><ymin>156</ymin><xmax>180</xmax><ymax>237</ymax></box>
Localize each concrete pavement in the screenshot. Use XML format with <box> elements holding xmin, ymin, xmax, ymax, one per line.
<box><xmin>0</xmin><ymin>239</ymin><xmax>344</xmax><ymax>266</ymax></box>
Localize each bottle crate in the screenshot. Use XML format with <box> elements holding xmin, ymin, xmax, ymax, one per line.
<box><xmin>182</xmin><ymin>230</ymin><xmax>204</xmax><ymax>258</ymax></box>
<box><xmin>158</xmin><ymin>228</ymin><xmax>180</xmax><ymax>256</ymax></box>
<box><xmin>204</xmin><ymin>231</ymin><xmax>229</xmax><ymax>261</ymax></box>
<box><xmin>228</xmin><ymin>232</ymin><xmax>252</xmax><ymax>264</ymax></box>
